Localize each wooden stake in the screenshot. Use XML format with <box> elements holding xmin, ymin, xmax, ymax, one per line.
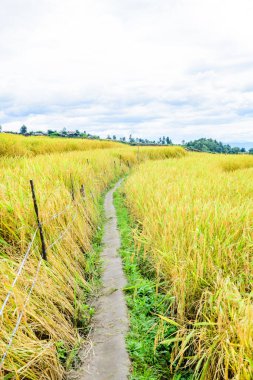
<box><xmin>80</xmin><ymin>184</ymin><xmax>85</xmax><ymax>198</ymax></box>
<box><xmin>29</xmin><ymin>180</ymin><xmax>47</xmax><ymax>261</ymax></box>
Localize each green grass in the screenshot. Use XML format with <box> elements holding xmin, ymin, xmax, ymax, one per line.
<box><xmin>114</xmin><ymin>190</ymin><xmax>194</xmax><ymax>380</ymax></box>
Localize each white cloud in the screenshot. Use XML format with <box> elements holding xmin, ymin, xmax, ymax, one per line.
<box><xmin>0</xmin><ymin>0</ymin><xmax>253</xmax><ymax>142</ymax></box>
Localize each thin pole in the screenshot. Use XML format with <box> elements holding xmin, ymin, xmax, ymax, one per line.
<box><xmin>80</xmin><ymin>184</ymin><xmax>85</xmax><ymax>198</ymax></box>
<box><xmin>70</xmin><ymin>174</ymin><xmax>75</xmax><ymax>201</ymax></box>
<box><xmin>29</xmin><ymin>180</ymin><xmax>47</xmax><ymax>261</ymax></box>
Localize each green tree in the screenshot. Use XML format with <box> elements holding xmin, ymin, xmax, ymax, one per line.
<box><xmin>184</xmin><ymin>138</ymin><xmax>245</xmax><ymax>154</ymax></box>
<box><xmin>231</xmin><ymin>147</ymin><xmax>240</xmax><ymax>154</ymax></box>
<box><xmin>129</xmin><ymin>134</ymin><xmax>135</xmax><ymax>143</ymax></box>
<box><xmin>20</xmin><ymin>125</ymin><xmax>27</xmax><ymax>134</ymax></box>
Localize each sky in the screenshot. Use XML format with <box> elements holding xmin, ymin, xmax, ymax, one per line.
<box><xmin>1</xmin><ymin>0</ymin><xmax>253</xmax><ymax>143</ymax></box>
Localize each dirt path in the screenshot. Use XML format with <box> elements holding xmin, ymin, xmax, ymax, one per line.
<box><xmin>71</xmin><ymin>181</ymin><xmax>130</xmax><ymax>379</ymax></box>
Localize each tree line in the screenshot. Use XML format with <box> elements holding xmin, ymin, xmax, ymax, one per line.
<box><xmin>184</xmin><ymin>138</ymin><xmax>253</xmax><ymax>154</ymax></box>
<box><xmin>2</xmin><ymin>126</ymin><xmax>253</xmax><ymax>153</ymax></box>
<box><xmin>14</xmin><ymin>126</ymin><xmax>174</xmax><ymax>146</ymax></box>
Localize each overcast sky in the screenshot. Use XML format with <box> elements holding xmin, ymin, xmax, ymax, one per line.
<box><xmin>1</xmin><ymin>0</ymin><xmax>253</xmax><ymax>142</ymax></box>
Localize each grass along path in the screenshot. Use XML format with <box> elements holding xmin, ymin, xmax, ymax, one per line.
<box><xmin>114</xmin><ymin>189</ymin><xmax>194</xmax><ymax>380</ymax></box>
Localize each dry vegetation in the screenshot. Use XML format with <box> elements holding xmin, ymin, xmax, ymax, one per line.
<box><xmin>0</xmin><ymin>134</ymin><xmax>185</xmax><ymax>379</ymax></box>
<box><xmin>0</xmin><ymin>134</ymin><xmax>123</xmax><ymax>157</ymax></box>
<box><xmin>0</xmin><ymin>149</ymin><xmax>127</xmax><ymax>379</ymax></box>
<box><xmin>123</xmin><ymin>153</ymin><xmax>253</xmax><ymax>380</ymax></box>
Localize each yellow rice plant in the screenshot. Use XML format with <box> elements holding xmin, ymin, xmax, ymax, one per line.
<box><xmin>135</xmin><ymin>146</ymin><xmax>187</xmax><ymax>160</ymax></box>
<box><xmin>112</xmin><ymin>146</ymin><xmax>186</xmax><ymax>166</ymax></box>
<box><xmin>123</xmin><ymin>153</ymin><xmax>253</xmax><ymax>379</ymax></box>
<box><xmin>0</xmin><ymin>148</ymin><xmax>128</xmax><ymax>379</ymax></box>
<box><xmin>0</xmin><ymin>133</ymin><xmax>123</xmax><ymax>157</ymax></box>
<box><xmin>220</xmin><ymin>154</ymin><xmax>253</xmax><ymax>172</ymax></box>
<box><xmin>0</xmin><ymin>141</ymin><xmax>185</xmax><ymax>378</ymax></box>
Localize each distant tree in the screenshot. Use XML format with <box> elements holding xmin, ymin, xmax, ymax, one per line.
<box><xmin>75</xmin><ymin>130</ymin><xmax>80</xmax><ymax>135</ymax></box>
<box><xmin>249</xmin><ymin>148</ymin><xmax>253</xmax><ymax>155</ymax></box>
<box><xmin>129</xmin><ymin>134</ymin><xmax>135</xmax><ymax>143</ymax></box>
<box><xmin>113</xmin><ymin>135</ymin><xmax>116</xmax><ymax>140</ymax></box>
<box><xmin>47</xmin><ymin>129</ymin><xmax>55</xmax><ymax>135</ymax></box>
<box><xmin>50</xmin><ymin>132</ymin><xmax>60</xmax><ymax>137</ymax></box>
<box><xmin>240</xmin><ymin>147</ymin><xmax>246</xmax><ymax>153</ymax></box>
<box><xmin>231</xmin><ymin>147</ymin><xmax>240</xmax><ymax>154</ymax></box>
<box><xmin>20</xmin><ymin>125</ymin><xmax>27</xmax><ymax>135</ymax></box>
<box><xmin>0</xmin><ymin>125</ymin><xmax>2</xmax><ymax>133</ymax></box>
<box><xmin>122</xmin><ymin>136</ymin><xmax>126</xmax><ymax>142</ymax></box>
<box><xmin>107</xmin><ymin>135</ymin><xmax>112</xmax><ymax>139</ymax></box>
<box><xmin>184</xmin><ymin>138</ymin><xmax>245</xmax><ymax>154</ymax></box>
<box><xmin>61</xmin><ymin>127</ymin><xmax>67</xmax><ymax>136</ymax></box>
<box><xmin>166</xmin><ymin>136</ymin><xmax>172</xmax><ymax>145</ymax></box>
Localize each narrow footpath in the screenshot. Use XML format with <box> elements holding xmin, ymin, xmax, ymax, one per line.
<box><xmin>74</xmin><ymin>181</ymin><xmax>130</xmax><ymax>379</ymax></box>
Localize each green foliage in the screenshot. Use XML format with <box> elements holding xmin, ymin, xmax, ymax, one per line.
<box><xmin>184</xmin><ymin>138</ymin><xmax>244</xmax><ymax>154</ymax></box>
<box><xmin>56</xmin><ymin>341</ymin><xmax>68</xmax><ymax>364</ymax></box>
<box><xmin>114</xmin><ymin>190</ymin><xmax>193</xmax><ymax>380</ymax></box>
<box><xmin>20</xmin><ymin>125</ymin><xmax>27</xmax><ymax>135</ymax></box>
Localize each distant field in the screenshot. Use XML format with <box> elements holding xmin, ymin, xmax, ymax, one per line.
<box><xmin>0</xmin><ymin>135</ymin><xmax>185</xmax><ymax>379</ymax></box>
<box><xmin>124</xmin><ymin>153</ymin><xmax>253</xmax><ymax>379</ymax></box>
<box><xmin>0</xmin><ymin>133</ymin><xmax>123</xmax><ymax>157</ymax></box>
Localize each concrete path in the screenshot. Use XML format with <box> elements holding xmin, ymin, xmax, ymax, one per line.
<box><xmin>70</xmin><ymin>181</ymin><xmax>130</xmax><ymax>380</ymax></box>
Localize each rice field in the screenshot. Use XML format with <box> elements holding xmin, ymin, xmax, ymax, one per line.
<box><xmin>123</xmin><ymin>153</ymin><xmax>253</xmax><ymax>380</ymax></box>
<box><xmin>0</xmin><ymin>134</ymin><xmax>185</xmax><ymax>379</ymax></box>
<box><xmin>0</xmin><ymin>149</ymin><xmax>128</xmax><ymax>379</ymax></box>
<box><xmin>0</xmin><ymin>133</ymin><xmax>123</xmax><ymax>157</ymax></box>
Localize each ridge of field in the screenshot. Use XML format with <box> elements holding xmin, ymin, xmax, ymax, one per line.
<box><xmin>123</xmin><ymin>153</ymin><xmax>253</xmax><ymax>380</ymax></box>
<box><xmin>0</xmin><ymin>134</ymin><xmax>124</xmax><ymax>157</ymax></box>
<box><xmin>0</xmin><ymin>140</ymin><xmax>186</xmax><ymax>379</ymax></box>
